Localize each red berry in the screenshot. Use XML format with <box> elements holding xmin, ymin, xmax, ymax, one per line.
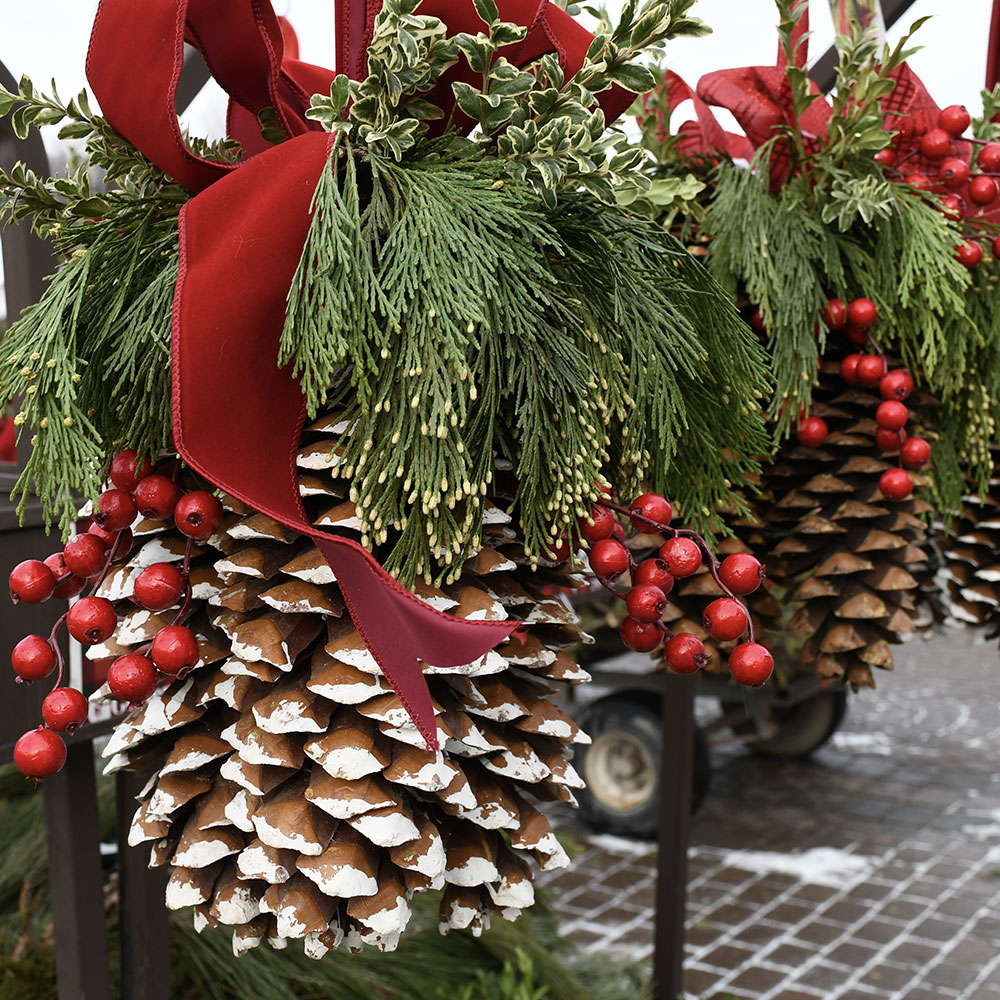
<box><xmin>703</xmin><ymin>597</ymin><xmax>749</xmax><ymax>642</ymax></box>
<box><xmin>728</xmin><ymin>642</ymin><xmax>774</xmax><ymax>687</ymax></box>
<box><xmin>904</xmin><ymin>172</ymin><xmax>931</xmax><ymax>189</ymax></box>
<box><xmin>900</xmin><ymin>436</ymin><xmax>931</xmax><ymax>469</ymax></box>
<box><xmin>94</xmin><ymin>489</ymin><xmax>137</xmax><ymax>532</ymax></box>
<box><xmin>938</xmin><ymin>104</ymin><xmax>970</xmax><ymax>137</ymax></box>
<box><xmin>664</xmin><ymin>633</ymin><xmax>708</xmax><ymax>674</ymax></box>
<box><xmin>107</xmin><ymin>653</ymin><xmax>158</xmax><ymax>704</ymax></box>
<box><xmin>956</xmin><ymin>240</ymin><xmax>983</xmax><ymax>268</ymax></box>
<box><xmin>42</xmin><ymin>687</ymin><xmax>89</xmax><ymax>733</ymax></box>
<box><xmin>847</xmin><ymin>324</ymin><xmax>869</xmax><ymax>346</ymax></box>
<box><xmin>66</xmin><ymin>596</ymin><xmax>117</xmax><ymax>645</ymax></box>
<box><xmin>43</xmin><ymin>553</ymin><xmax>85</xmax><ymax>600</ymax></box>
<box><xmin>625</xmin><ymin>583</ymin><xmax>668</xmax><ymax>624</ymax></box>
<box><xmin>856</xmin><ymin>355</ymin><xmax>887</xmax><ymax>387</ymax></box>
<box><xmin>8</xmin><ymin>560</ymin><xmax>56</xmax><ymax>604</ymax></box>
<box><xmin>939</xmin><ymin>194</ymin><xmax>964</xmax><ymax>220</ymax></box>
<box><xmin>63</xmin><ymin>533</ymin><xmax>108</xmax><ymax>578</ymax></box>
<box><xmin>873</xmin><ymin>149</ymin><xmax>896</xmax><ymax>168</ymax></box>
<box><xmin>659</xmin><ymin>537</ymin><xmax>702</xmax><ymax>578</ymax></box>
<box><xmin>993</xmin><ymin>235</ymin><xmax>1000</xmax><ymax>259</ymax></box>
<box><xmin>13</xmin><ymin>727</ymin><xmax>66</xmax><ymax>780</ymax></box>
<box><xmin>620</xmin><ymin>617</ymin><xmax>662</xmax><ymax>653</ymax></box>
<box><xmin>970</xmin><ymin>175</ymin><xmax>999</xmax><ymax>205</ymax></box>
<box><xmin>840</xmin><ymin>354</ymin><xmax>864</xmax><ymax>384</ymax></box>
<box><xmin>878</xmin><ymin>467</ymin><xmax>913</xmax><ymax>501</ymax></box>
<box><xmin>750</xmin><ymin>307</ymin><xmax>765</xmax><ymax>331</ymax></box>
<box><xmin>108</xmin><ymin>449</ymin><xmax>153</xmax><ymax>493</ymax></box>
<box><xmin>796</xmin><ymin>416</ymin><xmax>828</xmax><ymax>449</ymax></box>
<box><xmin>610</xmin><ymin>521</ymin><xmax>626</xmax><ymax>542</ymax></box>
<box><xmin>629</xmin><ymin>493</ymin><xmax>672</xmax><ymax>532</ymax></box>
<box><xmin>879</xmin><ymin>370</ymin><xmax>914</xmax><ymax>401</ymax></box>
<box><xmin>978</xmin><ymin>143</ymin><xmax>1000</xmax><ymax>172</ymax></box>
<box><xmin>919</xmin><ymin>128</ymin><xmax>952</xmax><ymax>159</ymax></box>
<box><xmin>875</xmin><ymin>400</ymin><xmax>908</xmax><ymax>431</ymax></box>
<box><xmin>634</xmin><ymin>558</ymin><xmax>674</xmax><ymax>594</ymax></box>
<box><xmin>718</xmin><ymin>553</ymin><xmax>765</xmax><ymax>596</ymax></box>
<box><xmin>87</xmin><ymin>522</ymin><xmax>132</xmax><ymax>561</ymax></box>
<box><xmin>174</xmin><ymin>491</ymin><xmax>224</xmax><ymax>540</ymax></box>
<box><xmin>822</xmin><ymin>298</ymin><xmax>846</xmax><ymax>330</ymax></box>
<box><xmin>133</xmin><ymin>563</ymin><xmax>186</xmax><ymax>611</ymax></box>
<box><xmin>847</xmin><ymin>298</ymin><xmax>877</xmax><ymax>329</ymax></box>
<box><xmin>579</xmin><ymin>506</ymin><xmax>615</xmax><ymax>544</ymax></box>
<box><xmin>133</xmin><ymin>474</ymin><xmax>181</xmax><ymax>521</ymax></box>
<box><xmin>150</xmin><ymin>625</ymin><xmax>200</xmax><ymax>675</ymax></box>
<box><xmin>589</xmin><ymin>538</ymin><xmax>630</xmax><ymax>580</ymax></box>
<box><xmin>11</xmin><ymin>635</ymin><xmax>56</xmax><ymax>683</ymax></box>
<box><xmin>875</xmin><ymin>427</ymin><xmax>906</xmax><ymax>452</ymax></box>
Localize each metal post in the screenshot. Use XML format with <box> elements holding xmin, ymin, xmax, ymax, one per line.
<box><xmin>652</xmin><ymin>673</ymin><xmax>696</xmax><ymax>1000</ymax></box>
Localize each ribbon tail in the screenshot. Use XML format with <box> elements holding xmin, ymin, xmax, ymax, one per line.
<box><xmin>172</xmin><ymin>132</ymin><xmax>516</xmax><ymax>749</ymax></box>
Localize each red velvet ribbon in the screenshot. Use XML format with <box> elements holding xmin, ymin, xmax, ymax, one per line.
<box><xmin>86</xmin><ymin>0</ymin><xmax>630</xmax><ymax>750</ymax></box>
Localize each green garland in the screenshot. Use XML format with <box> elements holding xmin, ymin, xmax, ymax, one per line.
<box><xmin>0</xmin><ymin>0</ymin><xmax>772</xmax><ymax>585</ymax></box>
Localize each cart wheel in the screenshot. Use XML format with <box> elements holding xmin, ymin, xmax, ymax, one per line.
<box><xmin>575</xmin><ymin>694</ymin><xmax>711</xmax><ymax>838</ymax></box>
<box><xmin>721</xmin><ymin>689</ymin><xmax>848</xmax><ymax>758</ymax></box>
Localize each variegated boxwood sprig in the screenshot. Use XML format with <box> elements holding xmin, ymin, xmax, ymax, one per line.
<box><xmin>305</xmin><ymin>0</ymin><xmax>709</xmax><ymax>203</ymax></box>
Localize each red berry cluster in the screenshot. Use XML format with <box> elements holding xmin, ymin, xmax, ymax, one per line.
<box><xmin>6</xmin><ymin>449</ymin><xmax>221</xmax><ymax>781</ymax></box>
<box><xmin>579</xmin><ymin>492</ymin><xmax>774</xmax><ymax>687</ymax></box>
<box><xmin>879</xmin><ymin>104</ymin><xmax>1000</xmax><ymax>267</ymax></box>
<box><xmin>793</xmin><ymin>298</ymin><xmax>931</xmax><ymax>502</ymax></box>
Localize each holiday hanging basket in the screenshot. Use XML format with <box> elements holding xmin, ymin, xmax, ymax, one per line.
<box><xmin>0</xmin><ymin>0</ymin><xmax>774</xmax><ymax>957</ymax></box>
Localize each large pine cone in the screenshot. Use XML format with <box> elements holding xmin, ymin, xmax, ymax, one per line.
<box><xmin>648</xmin><ymin>357</ymin><xmax>935</xmax><ymax>690</ymax></box>
<box><xmin>938</xmin><ymin>446</ymin><xmax>1000</xmax><ymax>636</ymax></box>
<box><xmin>91</xmin><ymin>411</ymin><xmax>592</xmax><ymax>956</ymax></box>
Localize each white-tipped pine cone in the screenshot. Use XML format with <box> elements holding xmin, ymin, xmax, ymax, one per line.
<box><xmin>91</xmin><ymin>411</ymin><xmax>593</xmax><ymax>956</ymax></box>
<box><xmin>938</xmin><ymin>446</ymin><xmax>1000</xmax><ymax>635</ymax></box>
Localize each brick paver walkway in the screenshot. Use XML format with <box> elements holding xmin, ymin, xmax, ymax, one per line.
<box><xmin>541</xmin><ymin>626</ymin><xmax>1000</xmax><ymax>999</ymax></box>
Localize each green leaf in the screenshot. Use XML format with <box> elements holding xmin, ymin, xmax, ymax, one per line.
<box><xmin>257</xmin><ymin>106</ymin><xmax>285</xmax><ymax>145</ymax></box>
<box><xmin>57</xmin><ymin>121</ymin><xmax>94</xmax><ymax>140</ymax></box>
<box><xmin>606</xmin><ymin>62</ymin><xmax>656</xmax><ymax>94</ymax></box>
<box><xmin>451</xmin><ymin>82</ymin><xmax>485</xmax><ymax>122</ymax></box>
<box><xmin>0</xmin><ymin>87</ymin><xmax>18</xmax><ymax>118</ymax></box>
<box><xmin>330</xmin><ymin>74</ymin><xmax>351</xmax><ymax>114</ymax></box>
<box><xmin>473</xmin><ymin>0</ymin><xmax>498</xmax><ymax>27</ymax></box>
<box><xmin>491</xmin><ymin>22</ymin><xmax>527</xmax><ymax>46</ymax></box>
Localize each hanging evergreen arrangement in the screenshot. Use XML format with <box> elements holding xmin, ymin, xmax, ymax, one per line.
<box><xmin>0</xmin><ymin>0</ymin><xmax>778</xmax><ymax>962</ymax></box>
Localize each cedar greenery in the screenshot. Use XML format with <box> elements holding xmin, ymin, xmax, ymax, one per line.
<box><xmin>0</xmin><ymin>0</ymin><xmax>772</xmax><ymax>584</ymax></box>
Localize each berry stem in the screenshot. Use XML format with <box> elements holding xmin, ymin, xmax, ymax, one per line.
<box><xmin>46</xmin><ymin>612</ymin><xmax>68</xmax><ymax>692</ymax></box>
<box><xmin>169</xmin><ymin>537</ymin><xmax>195</xmax><ymax>626</ymax></box>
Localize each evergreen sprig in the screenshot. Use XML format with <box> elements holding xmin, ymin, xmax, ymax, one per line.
<box><xmin>282</xmin><ymin>138</ymin><xmax>770</xmax><ymax>584</ymax></box>
<box><xmin>0</xmin><ymin>208</ymin><xmax>178</xmax><ymax>533</ymax></box>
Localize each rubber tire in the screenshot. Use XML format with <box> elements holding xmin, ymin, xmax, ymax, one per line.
<box><xmin>575</xmin><ymin>694</ymin><xmax>711</xmax><ymax>839</ymax></box>
<box><xmin>721</xmin><ymin>689</ymin><xmax>848</xmax><ymax>759</ymax></box>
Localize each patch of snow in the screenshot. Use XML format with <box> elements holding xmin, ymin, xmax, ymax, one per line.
<box><xmin>830</xmin><ymin>731</ymin><xmax>894</xmax><ymax>756</ymax></box>
<box><xmin>714</xmin><ymin>846</ymin><xmax>878</xmax><ymax>888</ymax></box>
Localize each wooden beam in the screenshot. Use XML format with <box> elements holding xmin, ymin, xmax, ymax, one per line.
<box><xmin>117</xmin><ymin>770</ymin><xmax>172</xmax><ymax>1000</ymax></box>
<box><xmin>45</xmin><ymin>741</ymin><xmax>112</xmax><ymax>1000</ymax></box>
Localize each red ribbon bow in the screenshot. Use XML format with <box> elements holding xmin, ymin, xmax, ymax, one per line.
<box><xmin>695</xmin><ymin>1</ymin><xmax>831</xmax><ymax>189</ymax></box>
<box><xmin>85</xmin><ymin>0</ymin><xmax>631</xmax><ymax>750</ymax></box>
